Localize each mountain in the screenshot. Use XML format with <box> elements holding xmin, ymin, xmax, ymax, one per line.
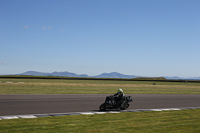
<box><xmin>19</xmin><ymin>71</ymin><xmax>89</xmax><ymax>77</ymax></box>
<box><xmin>164</xmin><ymin>76</ymin><xmax>200</xmax><ymax>80</ymax></box>
<box><xmin>19</xmin><ymin>71</ymin><xmax>49</xmax><ymax>76</ymax></box>
<box><xmin>164</xmin><ymin>76</ymin><xmax>182</xmax><ymax>79</ymax></box>
<box><xmin>18</xmin><ymin>71</ymin><xmax>137</xmax><ymax>78</ymax></box>
<box><xmin>16</xmin><ymin>71</ymin><xmax>200</xmax><ymax>80</ymax></box>
<box><xmin>93</xmin><ymin>72</ymin><xmax>138</xmax><ymax>79</ymax></box>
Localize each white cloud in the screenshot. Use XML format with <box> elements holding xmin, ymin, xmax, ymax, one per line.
<box><xmin>42</xmin><ymin>26</ymin><xmax>52</xmax><ymax>30</ymax></box>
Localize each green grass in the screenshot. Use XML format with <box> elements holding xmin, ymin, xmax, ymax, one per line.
<box><xmin>0</xmin><ymin>109</ymin><xmax>200</xmax><ymax>133</ymax></box>
<box><xmin>1</xmin><ymin>78</ymin><xmax>200</xmax><ymax>132</ymax></box>
<box><xmin>0</xmin><ymin>78</ymin><xmax>200</xmax><ymax>94</ymax></box>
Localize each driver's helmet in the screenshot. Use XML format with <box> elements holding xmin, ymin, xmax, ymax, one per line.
<box><xmin>117</xmin><ymin>88</ymin><xmax>123</xmax><ymax>94</ymax></box>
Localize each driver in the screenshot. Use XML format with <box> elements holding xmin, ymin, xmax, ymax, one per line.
<box><xmin>114</xmin><ymin>88</ymin><xmax>125</xmax><ymax>107</ymax></box>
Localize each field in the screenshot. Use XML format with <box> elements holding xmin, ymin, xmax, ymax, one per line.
<box><xmin>0</xmin><ymin>78</ymin><xmax>200</xmax><ymax>94</ymax></box>
<box><xmin>0</xmin><ymin>109</ymin><xmax>200</xmax><ymax>133</ymax></box>
<box><xmin>1</xmin><ymin>77</ymin><xmax>200</xmax><ymax>132</ymax></box>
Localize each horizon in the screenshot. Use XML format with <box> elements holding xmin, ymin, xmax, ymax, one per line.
<box><xmin>1</xmin><ymin>0</ymin><xmax>200</xmax><ymax>78</ymax></box>
<box><xmin>1</xmin><ymin>70</ymin><xmax>200</xmax><ymax>79</ymax></box>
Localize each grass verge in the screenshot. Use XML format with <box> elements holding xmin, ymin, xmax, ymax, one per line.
<box><xmin>0</xmin><ymin>78</ymin><xmax>200</xmax><ymax>94</ymax></box>
<box><xmin>0</xmin><ymin>109</ymin><xmax>200</xmax><ymax>133</ymax></box>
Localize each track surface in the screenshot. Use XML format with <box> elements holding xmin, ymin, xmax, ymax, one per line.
<box><xmin>1</xmin><ymin>94</ymin><xmax>200</xmax><ymax>116</ymax></box>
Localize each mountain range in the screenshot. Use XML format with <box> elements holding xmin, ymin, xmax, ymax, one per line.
<box><xmin>18</xmin><ymin>71</ymin><xmax>138</xmax><ymax>79</ymax></box>
<box><xmin>17</xmin><ymin>71</ymin><xmax>200</xmax><ymax>80</ymax></box>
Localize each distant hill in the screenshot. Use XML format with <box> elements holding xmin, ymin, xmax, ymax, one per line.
<box><xmin>15</xmin><ymin>71</ymin><xmax>200</xmax><ymax>80</ymax></box>
<box><xmin>94</xmin><ymin>72</ymin><xmax>137</xmax><ymax>79</ymax></box>
<box><xmin>18</xmin><ymin>71</ymin><xmax>138</xmax><ymax>78</ymax></box>
<box><xmin>19</xmin><ymin>71</ymin><xmax>89</xmax><ymax>77</ymax></box>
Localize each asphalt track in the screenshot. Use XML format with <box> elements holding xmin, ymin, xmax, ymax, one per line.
<box><xmin>0</xmin><ymin>94</ymin><xmax>200</xmax><ymax>116</ymax></box>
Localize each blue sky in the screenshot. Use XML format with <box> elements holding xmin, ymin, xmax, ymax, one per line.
<box><xmin>1</xmin><ymin>0</ymin><xmax>200</xmax><ymax>78</ymax></box>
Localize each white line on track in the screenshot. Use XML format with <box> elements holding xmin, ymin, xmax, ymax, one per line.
<box><xmin>0</xmin><ymin>107</ymin><xmax>200</xmax><ymax>120</ymax></box>
<box><xmin>17</xmin><ymin>115</ymin><xmax>36</xmax><ymax>119</ymax></box>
